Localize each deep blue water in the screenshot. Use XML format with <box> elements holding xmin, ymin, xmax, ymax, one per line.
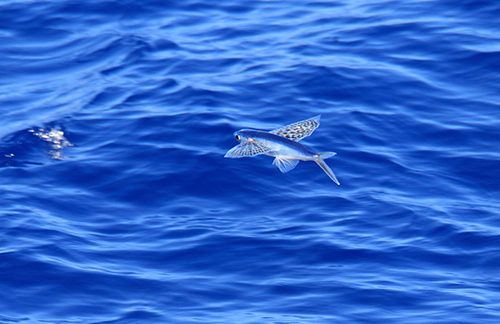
<box><xmin>1</xmin><ymin>0</ymin><xmax>500</xmax><ymax>323</ymax></box>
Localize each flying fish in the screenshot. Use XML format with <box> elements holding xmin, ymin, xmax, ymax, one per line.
<box><xmin>225</xmin><ymin>115</ymin><xmax>340</xmax><ymax>184</ymax></box>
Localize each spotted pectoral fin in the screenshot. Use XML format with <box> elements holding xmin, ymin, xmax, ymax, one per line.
<box><xmin>272</xmin><ymin>157</ymin><xmax>299</xmax><ymax>173</ymax></box>
<box><xmin>224</xmin><ymin>141</ymin><xmax>273</xmax><ymax>158</ymax></box>
<box><xmin>269</xmin><ymin>115</ymin><xmax>320</xmax><ymax>141</ymax></box>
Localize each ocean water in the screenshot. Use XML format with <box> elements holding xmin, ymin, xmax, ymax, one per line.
<box><xmin>1</xmin><ymin>0</ymin><xmax>500</xmax><ymax>323</ymax></box>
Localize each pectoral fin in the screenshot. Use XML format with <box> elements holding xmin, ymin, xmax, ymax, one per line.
<box><xmin>269</xmin><ymin>115</ymin><xmax>320</xmax><ymax>141</ymax></box>
<box><xmin>224</xmin><ymin>141</ymin><xmax>273</xmax><ymax>158</ymax></box>
<box><xmin>273</xmin><ymin>157</ymin><xmax>299</xmax><ymax>173</ymax></box>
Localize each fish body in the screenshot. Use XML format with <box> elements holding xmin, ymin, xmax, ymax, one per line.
<box><xmin>225</xmin><ymin>115</ymin><xmax>340</xmax><ymax>185</ymax></box>
<box><xmin>234</xmin><ymin>130</ymin><xmax>316</xmax><ymax>159</ymax></box>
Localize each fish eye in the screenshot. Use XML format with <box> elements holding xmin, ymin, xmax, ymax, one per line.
<box><xmin>235</xmin><ymin>134</ymin><xmax>241</xmax><ymax>141</ymax></box>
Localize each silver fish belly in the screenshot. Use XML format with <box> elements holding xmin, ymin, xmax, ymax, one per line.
<box><xmin>225</xmin><ymin>115</ymin><xmax>340</xmax><ymax>185</ymax></box>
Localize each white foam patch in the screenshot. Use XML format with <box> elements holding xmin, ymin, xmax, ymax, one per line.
<box><xmin>30</xmin><ymin>128</ymin><xmax>73</xmax><ymax>160</ymax></box>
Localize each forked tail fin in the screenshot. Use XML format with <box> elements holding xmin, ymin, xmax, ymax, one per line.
<box><xmin>315</xmin><ymin>152</ymin><xmax>340</xmax><ymax>185</ymax></box>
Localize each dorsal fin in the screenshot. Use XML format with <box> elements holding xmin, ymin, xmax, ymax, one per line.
<box><xmin>269</xmin><ymin>115</ymin><xmax>321</xmax><ymax>141</ymax></box>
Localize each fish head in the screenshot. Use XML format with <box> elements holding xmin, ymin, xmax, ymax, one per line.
<box><xmin>233</xmin><ymin>129</ymin><xmax>255</xmax><ymax>143</ymax></box>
